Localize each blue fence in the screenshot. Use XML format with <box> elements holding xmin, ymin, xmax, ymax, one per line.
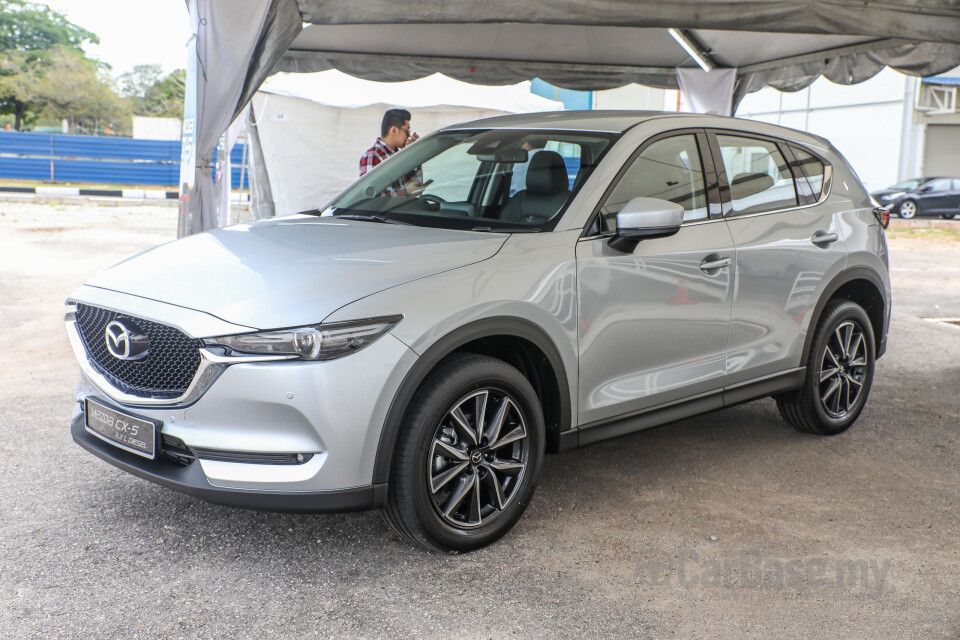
<box><xmin>0</xmin><ymin>131</ymin><xmax>248</xmax><ymax>188</ymax></box>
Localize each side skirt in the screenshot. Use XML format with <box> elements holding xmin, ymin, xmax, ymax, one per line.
<box><xmin>558</xmin><ymin>368</ymin><xmax>805</xmax><ymax>451</ymax></box>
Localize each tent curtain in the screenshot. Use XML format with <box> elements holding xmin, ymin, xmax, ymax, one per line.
<box><xmin>733</xmin><ymin>40</ymin><xmax>960</xmax><ymax>109</ymax></box>
<box><xmin>246</xmin><ymin>104</ymin><xmax>276</xmax><ymax>221</ymax></box>
<box><xmin>278</xmin><ymin>50</ymin><xmax>680</xmax><ymax>91</ymax></box>
<box><xmin>185</xmin><ymin>0</ymin><xmax>301</xmax><ymax>234</ymax></box>
<box><xmin>678</xmin><ymin>68</ymin><xmax>736</xmax><ymax>116</ymax></box>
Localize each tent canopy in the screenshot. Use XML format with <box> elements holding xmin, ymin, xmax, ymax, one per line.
<box><xmin>277</xmin><ymin>1</ymin><xmax>960</xmax><ymax>99</ymax></box>
<box><xmin>181</xmin><ymin>0</ymin><xmax>960</xmax><ymax>234</ymax></box>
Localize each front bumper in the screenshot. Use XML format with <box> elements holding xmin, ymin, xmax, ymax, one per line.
<box><xmin>71</xmin><ymin>413</ymin><xmax>387</xmax><ymax>512</ymax></box>
<box><xmin>69</xmin><ymin>312</ymin><xmax>419</xmax><ymax>506</ymax></box>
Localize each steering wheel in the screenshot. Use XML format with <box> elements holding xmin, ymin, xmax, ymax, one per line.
<box><xmin>419</xmin><ymin>194</ymin><xmax>446</xmax><ymax>212</ymax></box>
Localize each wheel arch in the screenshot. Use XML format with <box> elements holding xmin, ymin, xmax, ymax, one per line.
<box><xmin>372</xmin><ymin>317</ymin><xmax>573</xmax><ymax>486</ymax></box>
<box><xmin>800</xmin><ymin>267</ymin><xmax>888</xmax><ymax>366</ymax></box>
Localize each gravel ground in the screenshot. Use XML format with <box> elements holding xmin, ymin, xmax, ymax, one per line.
<box><xmin>1</xmin><ymin>202</ymin><xmax>959</xmax><ymax>639</ymax></box>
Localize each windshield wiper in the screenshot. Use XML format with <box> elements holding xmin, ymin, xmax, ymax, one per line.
<box><xmin>334</xmin><ymin>214</ymin><xmax>411</xmax><ymax>225</ymax></box>
<box><xmin>471</xmin><ymin>226</ymin><xmax>542</xmax><ymax>233</ymax></box>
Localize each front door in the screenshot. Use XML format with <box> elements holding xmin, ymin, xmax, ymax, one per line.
<box><xmin>576</xmin><ymin>132</ymin><xmax>734</xmax><ymax>426</ymax></box>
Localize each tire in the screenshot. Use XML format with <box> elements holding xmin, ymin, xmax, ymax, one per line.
<box><xmin>383</xmin><ymin>353</ymin><xmax>545</xmax><ymax>552</ymax></box>
<box><xmin>898</xmin><ymin>199</ymin><xmax>918</xmax><ymax>219</ymax></box>
<box><xmin>776</xmin><ymin>300</ymin><xmax>875</xmax><ymax>435</ymax></box>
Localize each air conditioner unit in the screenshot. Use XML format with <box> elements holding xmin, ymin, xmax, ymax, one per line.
<box><xmin>915</xmin><ymin>83</ymin><xmax>958</xmax><ymax>115</ymax></box>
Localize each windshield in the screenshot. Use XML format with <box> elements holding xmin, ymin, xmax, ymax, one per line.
<box><xmin>317</xmin><ymin>129</ymin><xmax>617</xmax><ymax>232</ymax></box>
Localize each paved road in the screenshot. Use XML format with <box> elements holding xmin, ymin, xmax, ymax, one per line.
<box><xmin>2</xmin><ymin>204</ymin><xmax>958</xmax><ymax>639</ymax></box>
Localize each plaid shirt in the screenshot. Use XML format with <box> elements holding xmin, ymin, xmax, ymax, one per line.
<box><xmin>359</xmin><ymin>138</ymin><xmax>421</xmax><ymax>196</ymax></box>
<box><xmin>359</xmin><ymin>138</ymin><xmax>407</xmax><ymax>196</ymax></box>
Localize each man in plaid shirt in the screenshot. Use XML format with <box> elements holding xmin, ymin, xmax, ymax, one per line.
<box><xmin>359</xmin><ymin>108</ymin><xmax>422</xmax><ymax>196</ymax></box>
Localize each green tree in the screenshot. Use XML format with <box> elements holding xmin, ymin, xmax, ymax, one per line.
<box><xmin>119</xmin><ymin>63</ymin><xmax>163</xmax><ymax>101</ymax></box>
<box><xmin>120</xmin><ymin>64</ymin><xmax>185</xmax><ymax>118</ymax></box>
<box><xmin>0</xmin><ymin>0</ymin><xmax>99</xmax><ymax>129</ymax></box>
<box><xmin>26</xmin><ymin>46</ymin><xmax>129</xmax><ymax>134</ymax></box>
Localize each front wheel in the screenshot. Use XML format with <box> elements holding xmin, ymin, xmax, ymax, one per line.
<box><xmin>384</xmin><ymin>354</ymin><xmax>545</xmax><ymax>551</ymax></box>
<box><xmin>898</xmin><ymin>199</ymin><xmax>918</xmax><ymax>219</ymax></box>
<box><xmin>776</xmin><ymin>300</ymin><xmax>875</xmax><ymax>435</ymax></box>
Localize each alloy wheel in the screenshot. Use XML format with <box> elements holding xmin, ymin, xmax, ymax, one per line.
<box><xmin>817</xmin><ymin>320</ymin><xmax>868</xmax><ymax>419</ymax></box>
<box><xmin>899</xmin><ymin>200</ymin><xmax>917</xmax><ymax>219</ymax></box>
<box><xmin>427</xmin><ymin>388</ymin><xmax>529</xmax><ymax>529</ymax></box>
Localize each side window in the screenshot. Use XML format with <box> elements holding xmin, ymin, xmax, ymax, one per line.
<box><xmin>926</xmin><ymin>178</ymin><xmax>951</xmax><ymax>192</ymax></box>
<box><xmin>791</xmin><ymin>146</ymin><xmax>826</xmax><ymax>201</ymax></box>
<box><xmin>717</xmin><ymin>135</ymin><xmax>797</xmax><ymax>215</ymax></box>
<box><xmin>598</xmin><ymin>134</ymin><xmax>708</xmax><ymax>230</ymax></box>
<box><xmin>953</xmin><ymin>179</ymin><xmax>960</xmax><ymax>190</ymax></box>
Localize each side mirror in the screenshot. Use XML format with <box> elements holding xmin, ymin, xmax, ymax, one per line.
<box><xmin>608</xmin><ymin>197</ymin><xmax>684</xmax><ymax>253</ymax></box>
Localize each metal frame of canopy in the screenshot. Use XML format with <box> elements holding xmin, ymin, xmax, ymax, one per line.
<box><xmin>178</xmin><ymin>0</ymin><xmax>960</xmax><ymax>236</ymax></box>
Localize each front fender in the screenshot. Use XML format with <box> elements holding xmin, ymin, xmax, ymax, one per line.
<box><xmin>323</xmin><ymin>231</ymin><xmax>581</xmax><ymax>485</ymax></box>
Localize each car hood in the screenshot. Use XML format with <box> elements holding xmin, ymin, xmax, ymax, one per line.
<box><xmin>85</xmin><ymin>215</ymin><xmax>507</xmax><ymax>331</ymax></box>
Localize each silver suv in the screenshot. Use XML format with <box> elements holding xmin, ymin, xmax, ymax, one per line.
<box><xmin>66</xmin><ymin>112</ymin><xmax>890</xmax><ymax>551</ymax></box>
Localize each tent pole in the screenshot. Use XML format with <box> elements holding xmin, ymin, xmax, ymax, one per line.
<box><xmin>178</xmin><ymin>0</ymin><xmax>199</xmax><ymax>238</ymax></box>
<box><xmin>239</xmin><ymin>134</ymin><xmax>249</xmax><ymax>215</ymax></box>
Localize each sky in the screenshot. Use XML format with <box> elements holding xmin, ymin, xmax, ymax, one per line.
<box><xmin>39</xmin><ymin>0</ymin><xmax>192</xmax><ymax>77</ymax></box>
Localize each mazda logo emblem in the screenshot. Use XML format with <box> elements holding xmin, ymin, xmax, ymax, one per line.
<box><xmin>104</xmin><ymin>320</ymin><xmax>150</xmax><ymax>361</ymax></box>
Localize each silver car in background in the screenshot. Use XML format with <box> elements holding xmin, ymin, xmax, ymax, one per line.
<box><xmin>66</xmin><ymin>111</ymin><xmax>890</xmax><ymax>551</ymax></box>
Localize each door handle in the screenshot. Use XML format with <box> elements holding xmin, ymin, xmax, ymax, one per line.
<box><xmin>699</xmin><ymin>256</ymin><xmax>732</xmax><ymax>272</ymax></box>
<box><xmin>811</xmin><ymin>231</ymin><xmax>839</xmax><ymax>246</ymax></box>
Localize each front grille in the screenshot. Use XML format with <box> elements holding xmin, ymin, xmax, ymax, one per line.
<box><xmin>75</xmin><ymin>304</ymin><xmax>203</xmax><ymax>396</ymax></box>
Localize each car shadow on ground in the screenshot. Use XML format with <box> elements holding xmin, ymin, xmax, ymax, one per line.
<box><xmin>77</xmin><ymin>398</ymin><xmax>819</xmax><ymax>558</ymax></box>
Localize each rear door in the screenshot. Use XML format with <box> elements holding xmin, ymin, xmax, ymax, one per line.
<box><xmin>575</xmin><ymin>130</ymin><xmax>735</xmax><ymax>426</ymax></box>
<box><xmin>709</xmin><ymin>131</ymin><xmax>847</xmax><ymax>386</ymax></box>
<box><xmin>916</xmin><ymin>178</ymin><xmax>954</xmax><ymax>215</ymax></box>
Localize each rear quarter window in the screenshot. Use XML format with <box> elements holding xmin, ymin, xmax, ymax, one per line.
<box><xmin>790</xmin><ymin>146</ymin><xmax>827</xmax><ymax>201</ymax></box>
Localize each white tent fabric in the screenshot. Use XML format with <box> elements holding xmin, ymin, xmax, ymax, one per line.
<box><xmin>248</xmin><ymin>71</ymin><xmax>562</xmax><ymax>218</ymax></box>
<box><xmin>260</xmin><ymin>70</ymin><xmax>563</xmax><ymax>112</ymax></box>
<box><xmin>182</xmin><ymin>0</ymin><xmax>960</xmax><ymax>234</ymax></box>
<box><xmin>678</xmin><ymin>68</ymin><xmax>737</xmax><ymax>116</ymax></box>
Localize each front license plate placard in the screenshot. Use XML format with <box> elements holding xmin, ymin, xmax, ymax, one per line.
<box><xmin>85</xmin><ymin>398</ymin><xmax>157</xmax><ymax>459</ymax></box>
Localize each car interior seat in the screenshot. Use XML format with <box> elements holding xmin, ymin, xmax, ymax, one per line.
<box><xmin>500</xmin><ymin>150</ymin><xmax>571</xmax><ymax>224</ymax></box>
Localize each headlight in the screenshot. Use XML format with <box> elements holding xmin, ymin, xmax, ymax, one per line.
<box><xmin>205</xmin><ymin>315</ymin><xmax>402</xmax><ymax>361</ymax></box>
<box><xmin>884</xmin><ymin>191</ymin><xmax>905</xmax><ymax>200</ymax></box>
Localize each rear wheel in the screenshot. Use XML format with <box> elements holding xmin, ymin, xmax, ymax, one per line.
<box><xmin>776</xmin><ymin>300</ymin><xmax>875</xmax><ymax>435</ymax></box>
<box><xmin>898</xmin><ymin>199</ymin><xmax>918</xmax><ymax>219</ymax></box>
<box><xmin>384</xmin><ymin>353</ymin><xmax>544</xmax><ymax>551</ymax></box>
